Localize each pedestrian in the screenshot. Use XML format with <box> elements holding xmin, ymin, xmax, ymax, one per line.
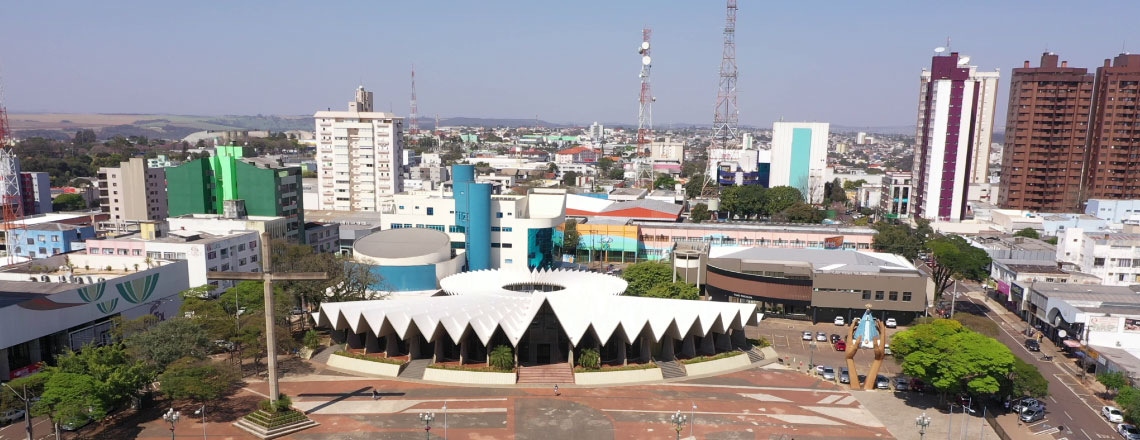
<box><xmin>554</xmin><ymin>384</ymin><xmax>560</xmax><ymax>396</ymax></box>
<box><xmin>372</xmin><ymin>388</ymin><xmax>379</xmax><ymax>400</ymax></box>
<box><xmin>1004</xmin><ymin>400</ymin><xmax>1010</xmax><ymax>413</ymax></box>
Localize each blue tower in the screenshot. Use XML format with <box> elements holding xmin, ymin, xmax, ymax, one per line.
<box><xmin>453</xmin><ymin>165</ymin><xmax>492</xmax><ymax>270</ymax></box>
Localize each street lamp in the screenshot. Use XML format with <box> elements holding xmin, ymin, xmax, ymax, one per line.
<box><xmin>163</xmin><ymin>408</ymin><xmax>181</xmax><ymax>440</ymax></box>
<box><xmin>915</xmin><ymin>412</ymin><xmax>931</xmax><ymax>440</ymax></box>
<box><xmin>419</xmin><ymin>412</ymin><xmax>435</xmax><ymax>440</ymax></box>
<box><xmin>1</xmin><ymin>382</ymin><xmax>33</xmax><ymax>440</ymax></box>
<box><xmin>194</xmin><ymin>404</ymin><xmax>206</xmax><ymax>440</ymax></box>
<box><xmin>669</xmin><ymin>410</ymin><xmax>687</xmax><ymax>440</ymax></box>
<box><xmin>808</xmin><ymin>341</ymin><xmax>817</xmax><ymax>371</ymax></box>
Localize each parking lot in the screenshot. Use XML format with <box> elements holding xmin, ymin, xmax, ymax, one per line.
<box><xmin>749</xmin><ymin>316</ymin><xmax>909</xmax><ymax>383</ymax></box>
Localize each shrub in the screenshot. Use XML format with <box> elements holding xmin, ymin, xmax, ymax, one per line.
<box><xmin>574</xmin><ymin>362</ymin><xmax>658</xmax><ymax>373</ymax></box>
<box><xmin>747</xmin><ymin>337</ymin><xmax>770</xmax><ymax>348</ymax></box>
<box><xmin>257</xmin><ymin>394</ymin><xmax>293</xmax><ymax>413</ymax></box>
<box><xmin>489</xmin><ymin>345</ymin><xmax>514</xmax><ymax>371</ymax></box>
<box><xmin>302</xmin><ymin>330</ymin><xmax>320</xmax><ymax>350</ymax></box>
<box><xmin>680</xmin><ymin>352</ymin><xmax>745</xmax><ymax>364</ymax></box>
<box><xmin>577</xmin><ymin>348</ymin><xmax>600</xmax><ymax>370</ymax></box>
<box><xmin>333</xmin><ymin>351</ymin><xmax>405</xmax><ymax>365</ymax></box>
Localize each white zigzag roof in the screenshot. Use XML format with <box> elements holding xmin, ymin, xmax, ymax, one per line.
<box><xmin>315</xmin><ymin>268</ymin><xmax>758</xmax><ymax>347</ymax></box>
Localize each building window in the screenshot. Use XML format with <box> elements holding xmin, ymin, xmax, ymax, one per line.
<box><xmin>449</xmin><ymin>225</ymin><xmax>465</xmax><ymax>233</ymax></box>
<box><xmin>862</xmin><ymin>290</ymin><xmax>871</xmax><ymax>300</ymax></box>
<box><xmin>117</xmin><ymin>249</ymin><xmax>128</xmax><ymax>255</ymax></box>
<box><xmin>427</xmin><ymin>207</ymin><xmax>434</xmax><ymax>215</ymax></box>
<box><xmin>251</xmin><ymin>254</ymin><xmax>258</xmax><ymax>262</ymax></box>
<box><xmin>25</xmin><ymin>238</ymin><xmax>33</xmax><ymax>245</ymax></box>
<box><xmin>132</xmin><ymin>249</ymin><xmax>142</xmax><ymax>256</ymax></box>
<box><xmin>875</xmin><ymin>291</ymin><xmax>884</xmax><ymax>301</ymax></box>
<box><xmin>903</xmin><ymin>292</ymin><xmax>912</xmax><ymax>302</ymax></box>
<box><xmin>51</xmin><ymin>236</ymin><xmax>60</xmax><ymax>242</ymax></box>
<box><xmin>221</xmin><ymin>264</ymin><xmax>230</xmax><ymax>271</ymax></box>
<box><xmin>207</xmin><ymin>251</ymin><xmax>217</xmax><ymax>259</ymax></box>
<box><xmin>502</xmin><ymin>227</ymin><xmax>513</xmax><ymax>232</ymax></box>
<box><xmin>1094</xmin><ymin>258</ymin><xmax>1105</xmax><ymax>267</ymax></box>
<box><xmin>889</xmin><ymin>291</ymin><xmax>898</xmax><ymax>301</ymax></box>
<box><xmin>502</xmin><ymin>243</ymin><xmax>513</xmax><ymax>248</ymax></box>
<box><xmin>496</xmin><ymin>212</ymin><xmax>503</xmax><ymax>218</ymax></box>
<box><xmin>491</xmin><ymin>243</ymin><xmax>501</xmax><ymax>248</ymax></box>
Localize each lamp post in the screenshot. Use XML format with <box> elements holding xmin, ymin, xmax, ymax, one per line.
<box><xmin>1</xmin><ymin>382</ymin><xmax>33</xmax><ymax>440</ymax></box>
<box><xmin>689</xmin><ymin>402</ymin><xmax>697</xmax><ymax>438</ymax></box>
<box><xmin>915</xmin><ymin>412</ymin><xmax>931</xmax><ymax>440</ymax></box>
<box><xmin>194</xmin><ymin>404</ymin><xmax>206</xmax><ymax>440</ymax></box>
<box><xmin>419</xmin><ymin>412</ymin><xmax>435</xmax><ymax>440</ymax></box>
<box><xmin>163</xmin><ymin>408</ymin><xmax>181</xmax><ymax>440</ymax></box>
<box><xmin>669</xmin><ymin>410</ymin><xmax>687</xmax><ymax>440</ymax></box>
<box><xmin>808</xmin><ymin>341</ymin><xmax>817</xmax><ymax>371</ymax></box>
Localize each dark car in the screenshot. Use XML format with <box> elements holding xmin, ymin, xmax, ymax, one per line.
<box><xmin>1024</xmin><ymin>339</ymin><xmax>1040</xmax><ymax>351</ymax></box>
<box><xmin>830</xmin><ymin>334</ymin><xmax>841</xmax><ymax>344</ymax></box>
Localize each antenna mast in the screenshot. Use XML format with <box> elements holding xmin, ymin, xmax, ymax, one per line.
<box><xmin>409</xmin><ymin>64</ymin><xmax>419</xmax><ymax>135</ymax></box>
<box><xmin>637</xmin><ymin>28</ymin><xmax>654</xmax><ymax>155</ymax></box>
<box><xmin>712</xmin><ymin>0</ymin><xmax>739</xmax><ymax>148</ymax></box>
<box><xmin>0</xmin><ymin>66</ymin><xmax>25</xmax><ymax>265</ymax></box>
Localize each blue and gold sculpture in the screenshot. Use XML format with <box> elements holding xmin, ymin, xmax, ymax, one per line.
<box><xmin>844</xmin><ymin>307</ymin><xmax>888</xmax><ymax>390</ymax></box>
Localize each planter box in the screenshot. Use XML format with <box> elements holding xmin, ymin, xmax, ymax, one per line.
<box><xmin>574</xmin><ymin>367</ymin><xmax>664</xmax><ymax>385</ymax></box>
<box><xmin>326</xmin><ymin>353</ymin><xmax>403</xmax><ymax>377</ymax></box>
<box><xmin>682</xmin><ymin>352</ymin><xmax>750</xmax><ymax>377</ymax></box>
<box><xmin>422</xmin><ymin>367</ymin><xmax>516</xmax><ymax>385</ymax></box>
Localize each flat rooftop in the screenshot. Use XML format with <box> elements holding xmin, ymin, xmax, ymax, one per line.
<box><xmin>353</xmin><ymin>228</ymin><xmax>450</xmax><ymax>259</ymax></box>
<box><xmin>634</xmin><ymin>221</ymin><xmax>877</xmax><ymax>235</ymax></box>
<box><xmin>710</xmin><ymin>247</ymin><xmax>918</xmax><ymax>274</ymax></box>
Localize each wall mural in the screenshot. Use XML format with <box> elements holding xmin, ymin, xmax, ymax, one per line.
<box><xmin>116</xmin><ymin>273</ymin><xmax>161</xmax><ymax>304</ymax></box>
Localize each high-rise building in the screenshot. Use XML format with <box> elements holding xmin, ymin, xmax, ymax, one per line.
<box><xmin>98</xmin><ymin>157</ymin><xmax>168</xmax><ymax>222</ymax></box>
<box><xmin>165</xmin><ymin>146</ymin><xmax>304</xmax><ymax>241</ymax></box>
<box><xmin>912</xmin><ymin>52</ymin><xmax>999</xmax><ymax>222</ymax></box>
<box><xmin>18</xmin><ymin>172</ymin><xmax>51</xmax><ymax>215</ymax></box>
<box><xmin>314</xmin><ymin>86</ymin><xmax>404</xmax><ymax>211</ymax></box>
<box><xmin>1084</xmin><ymin>54</ymin><xmax>1140</xmax><ymax>200</ymax></box>
<box><xmin>997</xmin><ymin>53</ymin><xmax>1094</xmax><ymax>212</ymax></box>
<box><xmin>769</xmin><ymin>122</ymin><xmax>829</xmax><ymax>203</ymax></box>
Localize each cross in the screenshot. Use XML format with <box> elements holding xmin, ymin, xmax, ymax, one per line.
<box><xmin>207</xmin><ymin>232</ymin><xmax>327</xmax><ymax>405</ymax></box>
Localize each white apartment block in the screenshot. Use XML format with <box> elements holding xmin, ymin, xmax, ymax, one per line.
<box><xmin>98</xmin><ymin>157</ymin><xmax>168</xmax><ymax>223</ymax></box>
<box><xmin>315</xmin><ymin>86</ymin><xmax>405</xmax><ymax>211</ymax></box>
<box><xmin>770</xmin><ymin>122</ymin><xmax>829</xmax><ymax>203</ymax></box>
<box><xmin>1057</xmin><ymin>228</ymin><xmax>1140</xmax><ymax>286</ymax></box>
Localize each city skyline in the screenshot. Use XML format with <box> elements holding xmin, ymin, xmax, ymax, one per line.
<box><xmin>1</xmin><ymin>1</ymin><xmax>1138</xmax><ymax>128</ymax></box>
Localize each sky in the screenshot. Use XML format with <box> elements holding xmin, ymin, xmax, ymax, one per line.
<box><xmin>1</xmin><ymin>0</ymin><xmax>1138</xmax><ymax>128</ymax></box>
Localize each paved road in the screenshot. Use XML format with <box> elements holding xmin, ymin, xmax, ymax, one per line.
<box><xmin>958</xmin><ymin>290</ymin><xmax>1120</xmax><ymax>440</ymax></box>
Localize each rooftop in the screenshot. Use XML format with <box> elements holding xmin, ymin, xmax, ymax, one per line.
<box><xmin>353</xmin><ymin>228</ymin><xmax>450</xmax><ymax>260</ymax></box>
<box><xmin>634</xmin><ymin>221</ymin><xmax>877</xmax><ymax>235</ymax></box>
<box><xmin>1029</xmin><ymin>282</ymin><xmax>1140</xmax><ymax>303</ymax></box>
<box><xmin>22</xmin><ymin>222</ymin><xmax>88</xmax><ymax>232</ymax></box>
<box><xmin>710</xmin><ymin>247</ymin><xmax>918</xmax><ymax>274</ymax></box>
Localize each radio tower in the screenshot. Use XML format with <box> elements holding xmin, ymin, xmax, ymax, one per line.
<box><xmin>0</xmin><ymin>67</ymin><xmax>25</xmax><ymax>265</ymax></box>
<box><xmin>712</xmin><ymin>0</ymin><xmax>739</xmax><ymax>148</ymax></box>
<box><xmin>636</xmin><ymin>28</ymin><xmax>654</xmax><ymax>155</ymax></box>
<box><xmin>409</xmin><ymin>64</ymin><xmax>419</xmax><ymax>135</ymax></box>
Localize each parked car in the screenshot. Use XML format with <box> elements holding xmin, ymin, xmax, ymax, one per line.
<box><xmin>884</xmin><ymin>318</ymin><xmax>897</xmax><ymax>328</ymax></box>
<box><xmin>839</xmin><ymin>367</ymin><xmax>850</xmax><ymax>384</ymax></box>
<box><xmin>884</xmin><ymin>344</ymin><xmax>892</xmax><ymax>355</ymax></box>
<box><xmin>875</xmin><ymin>375</ymin><xmax>890</xmax><ymax>389</ymax></box>
<box><xmin>830</xmin><ymin>334</ymin><xmax>841</xmax><ymax>344</ymax></box>
<box><xmin>834</xmin><ymin>316</ymin><xmax>845</xmax><ymax>326</ymax></box>
<box><xmin>1104</xmin><ymin>405</ymin><xmax>1125</xmax><ymax>423</ymax></box>
<box><xmin>815</xmin><ymin>364</ymin><xmax>826</xmax><ymax>375</ymax></box>
<box><xmin>291</xmin><ymin>307</ymin><xmax>306</xmax><ymax>315</ymax></box>
<box><xmin>802</xmin><ymin>331</ymin><xmax>813</xmax><ymax>341</ymax></box>
<box><xmin>834</xmin><ymin>340</ymin><xmax>846</xmax><ymax>351</ymax></box>
<box><xmin>1</xmin><ymin>408</ymin><xmax>25</xmax><ymax>425</ymax></box>
<box><xmin>821</xmin><ymin>366</ymin><xmax>835</xmax><ymax>381</ymax></box>
<box><xmin>1119</xmin><ymin>423</ymin><xmax>1140</xmax><ymax>440</ymax></box>
<box><xmin>60</xmin><ymin>415</ymin><xmax>91</xmax><ymax>432</ymax></box>
<box><xmin>909</xmin><ymin>378</ymin><xmax>932</xmax><ymax>393</ymax></box>
<box><xmin>1025</xmin><ymin>339</ymin><xmax>1040</xmax><ymax>352</ymax></box>
<box><xmin>1012</xmin><ymin>397</ymin><xmax>1046</xmax><ymax>413</ymax></box>
<box><xmin>894</xmin><ymin>376</ymin><xmax>909</xmax><ymax>391</ymax></box>
<box><xmin>1020</xmin><ymin>407</ymin><xmax>1045</xmax><ymax>423</ymax></box>
<box><xmin>816</xmin><ymin>332</ymin><xmax>827</xmax><ymax>342</ymax></box>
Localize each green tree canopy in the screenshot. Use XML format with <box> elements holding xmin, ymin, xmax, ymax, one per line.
<box><xmin>645</xmin><ymin>281</ymin><xmax>699</xmax><ymax>300</ymax></box>
<box><xmin>891</xmin><ymin>319</ymin><xmax>1016</xmax><ymax>396</ymax></box>
<box><xmin>842</xmin><ymin>179</ymin><xmax>867</xmax><ymax>191</ymax></box>
<box><xmin>1004</xmin><ymin>357</ymin><xmax>1050</xmax><ymax>399</ymax></box>
<box><xmin>33</xmin><ymin>372</ymin><xmax>105</xmax><ymax>426</ymax></box>
<box><xmin>720</xmin><ymin>185</ymin><xmax>767</xmax><ymax>219</ymax></box>
<box><xmin>653</xmin><ymin>173</ymin><xmax>677</xmax><ymax>190</ymax></box>
<box><xmin>764</xmin><ymin>186</ymin><xmax>803</xmax><ymax>215</ymax></box>
<box><xmin>621</xmin><ymin>262</ymin><xmax>673</xmax><ymax>297</ymax></box>
<box><xmin>780</xmin><ymin>202</ymin><xmax>825</xmax><ymax>223</ymax></box>
<box><xmin>871</xmin><ymin>220</ymin><xmax>932</xmax><ymax>261</ymax></box>
<box><xmin>562</xmin><ymin>171</ymin><xmax>580</xmax><ymax>187</ymax></box>
<box><xmin>689</xmin><ymin>203</ymin><xmax>712</xmax><ymax>223</ymax></box>
<box><xmin>158</xmin><ymin>357</ymin><xmax>237</xmax><ymax>403</ymax></box>
<box><xmin>927</xmin><ymin>235</ymin><xmax>992</xmax><ymax>300</ymax></box>
<box><xmin>684</xmin><ymin>174</ymin><xmax>707</xmax><ymax>197</ymax></box>
<box><xmin>1098</xmin><ymin>371</ymin><xmax>1128</xmax><ymax>398</ymax></box>
<box><xmin>52</xmin><ymin>193</ymin><xmax>87</xmax><ymax>211</ymax></box>
<box><xmin>1013</xmin><ymin>228</ymin><xmax>1040</xmax><ymax>239</ymax></box>
<box><xmin>123</xmin><ymin>317</ymin><xmax>212</xmax><ymax>371</ymax></box>
<box><xmin>562</xmin><ymin>219</ymin><xmax>580</xmax><ymax>254</ymax></box>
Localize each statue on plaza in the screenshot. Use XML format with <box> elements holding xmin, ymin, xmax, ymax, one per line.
<box><xmin>844</xmin><ymin>307</ymin><xmax>888</xmax><ymax>391</ymax></box>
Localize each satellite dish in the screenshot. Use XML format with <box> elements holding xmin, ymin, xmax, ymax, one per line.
<box><xmin>958</xmin><ymin>56</ymin><xmax>971</xmax><ymax>65</ymax></box>
<box><xmin>934</xmin><ymin>47</ymin><xmax>946</xmax><ymax>53</ymax></box>
<box><xmin>641</xmin><ymin>41</ymin><xmax>650</xmax><ymax>50</ymax></box>
<box><xmin>642</xmin><ymin>55</ymin><xmax>651</xmax><ymax>65</ymax></box>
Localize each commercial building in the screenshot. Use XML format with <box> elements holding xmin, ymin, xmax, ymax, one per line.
<box><xmin>702</xmin><ymin>247</ymin><xmax>928</xmax><ymax>324</ymax></box>
<box><xmin>314</xmin><ymin>85</ymin><xmax>405</xmax><ymax>211</ymax></box>
<box><xmin>382</xmin><ymin>165</ymin><xmax>565</xmax><ymax>271</ymax></box>
<box><xmin>1086</xmin><ymin>199</ymin><xmax>1140</xmax><ymax>224</ymax></box>
<box><xmin>637</xmin><ymin>222</ymin><xmax>876</xmax><ymax>261</ymax></box>
<box><xmin>989</xmin><ymin>258</ymin><xmax>1099</xmax><ymax>317</ymax></box>
<box><xmin>554</xmin><ymin>146</ymin><xmax>598</xmax><ymax>164</ymax></box>
<box><xmin>708</xmin><ymin>148</ymin><xmax>769</xmax><ymax>187</ymax></box>
<box><xmin>770</xmin><ymin>122</ymin><xmax>829</xmax><ymax>203</ymax></box>
<box><xmin>351</xmin><ymin>228</ymin><xmax>465</xmax><ymax>293</ymax></box>
<box><xmin>998</xmin><ymin>53</ymin><xmax>1094</xmax><ymax>212</ymax></box>
<box><xmin>166</xmin><ymin>146</ymin><xmax>304</xmax><ymax>241</ymax></box>
<box><xmin>879</xmin><ymin>171</ymin><xmax>913</xmax><ymax>220</ymax></box>
<box><xmin>969</xmin><ymin>235</ymin><xmax>1056</xmax><ymax>260</ymax></box>
<box><xmin>1085</xmin><ymin>54</ymin><xmax>1140</xmax><ymax>200</ymax></box>
<box><xmin>9</xmin><ymin>223</ymin><xmax>96</xmax><ymax>259</ymax></box>
<box><xmin>1024</xmin><ymin>283</ymin><xmax>1140</xmax><ymax>376</ymax></box>
<box><xmin>565</xmin><ymin>194</ymin><xmax>682</xmax><ymax>222</ymax></box>
<box><xmin>913</xmin><ymin>52</ymin><xmax>999</xmax><ymax>221</ymax></box>
<box><xmin>1057</xmin><ymin>228</ymin><xmax>1140</xmax><ymax>285</ymax></box>
<box><xmin>97</xmin><ymin>157</ymin><xmax>168</xmax><ymax>223</ymax></box>
<box><xmin>305</xmin><ymin>222</ymin><xmax>340</xmax><ymax>254</ymax></box>
<box><xmin>0</xmin><ymin>254</ymin><xmax>189</xmax><ymax>380</ymax></box>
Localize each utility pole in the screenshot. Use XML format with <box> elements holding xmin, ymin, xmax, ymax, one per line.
<box><xmin>1</xmin><ymin>382</ymin><xmax>32</xmax><ymax>440</ymax></box>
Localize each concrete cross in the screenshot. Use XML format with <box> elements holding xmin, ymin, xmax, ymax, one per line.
<box><xmin>207</xmin><ymin>232</ymin><xmax>327</xmax><ymax>404</ymax></box>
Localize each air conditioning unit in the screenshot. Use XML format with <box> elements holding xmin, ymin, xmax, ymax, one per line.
<box><xmin>40</xmin><ymin>275</ymin><xmax>50</xmax><ymax>282</ymax></box>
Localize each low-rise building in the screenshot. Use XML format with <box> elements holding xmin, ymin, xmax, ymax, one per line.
<box><xmin>86</xmin><ymin>229</ymin><xmax>261</xmax><ymax>297</ymax></box>
<box><xmin>9</xmin><ymin>223</ymin><xmax>96</xmax><ymax>259</ymax></box>
<box><xmin>1057</xmin><ymin>228</ymin><xmax>1140</xmax><ymax>285</ymax></box>
<box><xmin>554</xmin><ymin>146</ymin><xmax>598</xmax><ymax>164</ymax></box>
<box><xmin>305</xmin><ymin>222</ymin><xmax>340</xmax><ymax>254</ymax></box>
<box><xmin>989</xmin><ymin>258</ymin><xmax>1100</xmax><ymax>318</ymax></box>
<box><xmin>1086</xmin><ymin>199</ymin><xmax>1140</xmax><ymax>224</ymax></box>
<box><xmin>879</xmin><ymin>171</ymin><xmax>913</xmax><ymax>220</ymax></box>
<box><xmin>968</xmin><ymin>235</ymin><xmax>1056</xmax><ymax>260</ymax></box>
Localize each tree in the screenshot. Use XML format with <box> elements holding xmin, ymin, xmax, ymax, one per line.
<box><xmin>597</xmin><ymin>157</ymin><xmax>615</xmax><ymax>173</ymax></box>
<box><xmin>828</xmin><ymin>178</ymin><xmax>848</xmax><ymax>204</ymax></box>
<box><xmin>871</xmin><ymin>221</ymin><xmax>931</xmax><ymax>261</ymax></box>
<box><xmin>123</xmin><ymin>318</ymin><xmax>212</xmax><ymax>372</ymax></box>
<box><xmin>73</xmin><ymin>129</ymin><xmax>97</xmax><ymax>146</ymax></box>
<box><xmin>1013</xmin><ymin>228</ymin><xmax>1040</xmax><ymax>240</ymax></box>
<box><xmin>0</xmin><ymin>374</ymin><xmax>48</xmax><ymax>413</ymax></box>
<box><xmin>842</xmin><ymin>179</ymin><xmax>867</xmax><ymax>191</ymax></box>
<box><xmin>653</xmin><ymin>173</ymin><xmax>676</xmax><ymax>190</ymax></box>
<box><xmin>1098</xmin><ymin>371</ymin><xmax>1128</xmax><ymax>399</ymax></box>
<box><xmin>764</xmin><ymin>186</ymin><xmax>803</xmax><ymax>215</ymax></box>
<box><xmin>780</xmin><ymin>202</ymin><xmax>824</xmax><ymax>223</ymax></box>
<box><xmin>488</xmin><ymin>346</ymin><xmax>514</xmax><ymax>371</ymax></box>
<box><xmin>689</xmin><ymin>203</ymin><xmax>712</xmax><ymax>223</ymax></box>
<box><xmin>562</xmin><ymin>219</ymin><xmax>580</xmax><ymax>254</ymax></box>
<box><xmin>158</xmin><ymin>357</ymin><xmax>237</xmax><ymax>403</ymax></box>
<box><xmin>721</xmin><ymin>185</ymin><xmax>766</xmax><ymax>219</ymax></box>
<box><xmin>577</xmin><ymin>348</ymin><xmax>600</xmax><ymax>369</ymax></box>
<box><xmin>33</xmin><ymin>372</ymin><xmax>105</xmax><ymax>430</ymax></box>
<box><xmin>645</xmin><ymin>281</ymin><xmax>699</xmax><ymax>300</ymax></box>
<box><xmin>891</xmin><ymin>319</ymin><xmax>1015</xmax><ymax>397</ymax></box>
<box><xmin>927</xmin><ymin>235</ymin><xmax>992</xmax><ymax>300</ymax></box>
<box><xmin>606</xmin><ymin>168</ymin><xmax>626</xmax><ymax>180</ymax></box>
<box><xmin>1003</xmin><ymin>357</ymin><xmax>1049</xmax><ymax>399</ymax></box>
<box><xmin>621</xmin><ymin>262</ymin><xmax>673</xmax><ymax>297</ymax></box>
<box><xmin>53</xmin><ymin>344</ymin><xmax>150</xmax><ymax>408</ymax></box>
<box><xmin>684</xmin><ymin>174</ymin><xmax>707</xmax><ymax>197</ymax></box>
<box><xmin>562</xmin><ymin>171</ymin><xmax>580</xmax><ymax>187</ymax></box>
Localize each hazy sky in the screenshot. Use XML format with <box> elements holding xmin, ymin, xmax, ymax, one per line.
<box><xmin>2</xmin><ymin>1</ymin><xmax>1137</xmax><ymax>128</ymax></box>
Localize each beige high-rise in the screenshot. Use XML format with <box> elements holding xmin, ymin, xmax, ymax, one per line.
<box><xmin>98</xmin><ymin>158</ymin><xmax>168</xmax><ymax>222</ymax></box>
<box><xmin>314</xmin><ymin>86</ymin><xmax>404</xmax><ymax>211</ymax></box>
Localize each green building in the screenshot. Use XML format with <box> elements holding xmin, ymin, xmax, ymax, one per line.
<box><xmin>166</xmin><ymin>145</ymin><xmax>305</xmax><ymax>241</ymax></box>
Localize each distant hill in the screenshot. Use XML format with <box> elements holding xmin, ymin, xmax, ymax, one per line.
<box><xmin>8</xmin><ymin>113</ymin><xmax>313</xmax><ymax>141</ymax></box>
<box><xmin>433</xmin><ymin>117</ymin><xmax>568</xmax><ymax>128</ymax></box>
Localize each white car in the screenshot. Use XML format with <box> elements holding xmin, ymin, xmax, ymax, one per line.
<box><xmin>1119</xmin><ymin>423</ymin><xmax>1140</xmax><ymax>440</ymax></box>
<box><xmin>816</xmin><ymin>332</ymin><xmax>827</xmax><ymax>342</ymax></box>
<box><xmin>802</xmin><ymin>331</ymin><xmax>812</xmax><ymax>341</ymax></box>
<box><xmin>834</xmin><ymin>316</ymin><xmax>845</xmax><ymax>326</ymax></box>
<box><xmin>1104</xmin><ymin>405</ymin><xmax>1125</xmax><ymax>423</ymax></box>
<box><xmin>1</xmin><ymin>408</ymin><xmax>25</xmax><ymax>424</ymax></box>
<box><xmin>885</xmin><ymin>318</ymin><xmax>897</xmax><ymax>328</ymax></box>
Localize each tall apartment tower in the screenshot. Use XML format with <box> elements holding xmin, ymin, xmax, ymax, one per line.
<box><xmin>769</xmin><ymin>122</ymin><xmax>829</xmax><ymax>203</ymax></box>
<box><xmin>315</xmin><ymin>86</ymin><xmax>404</xmax><ymax>211</ymax></box>
<box><xmin>98</xmin><ymin>157</ymin><xmax>168</xmax><ymax>222</ymax></box>
<box><xmin>1084</xmin><ymin>54</ymin><xmax>1140</xmax><ymax>200</ymax></box>
<box><xmin>912</xmin><ymin>52</ymin><xmax>999</xmax><ymax>222</ymax></box>
<box><xmin>997</xmin><ymin>53</ymin><xmax>1094</xmax><ymax>212</ymax></box>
